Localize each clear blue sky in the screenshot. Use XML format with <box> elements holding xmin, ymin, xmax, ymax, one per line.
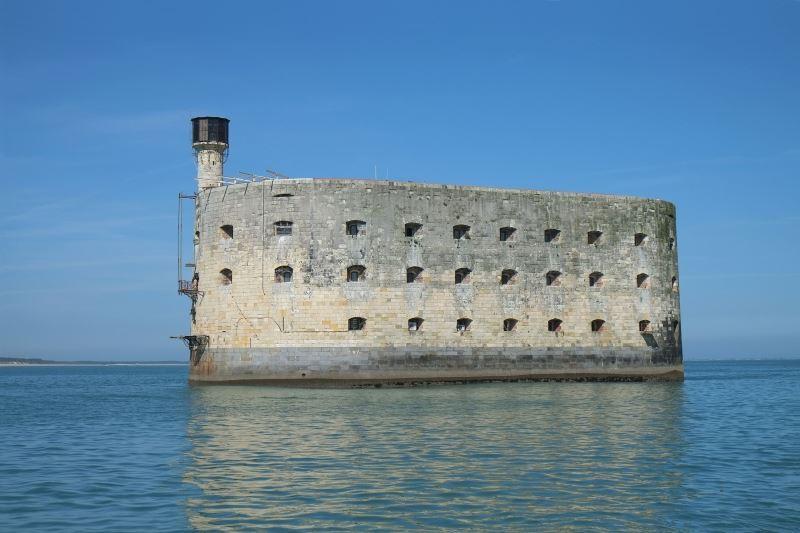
<box><xmin>1</xmin><ymin>0</ymin><xmax>798</xmax><ymax>360</ymax></box>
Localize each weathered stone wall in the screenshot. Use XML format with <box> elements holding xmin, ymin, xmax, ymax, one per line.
<box><xmin>189</xmin><ymin>178</ymin><xmax>681</xmax><ymax>383</ymax></box>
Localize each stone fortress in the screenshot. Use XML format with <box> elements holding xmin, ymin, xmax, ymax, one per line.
<box><xmin>179</xmin><ymin>117</ymin><xmax>682</xmax><ymax>384</ymax></box>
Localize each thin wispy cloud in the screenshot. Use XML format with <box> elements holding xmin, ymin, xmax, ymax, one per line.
<box><xmin>84</xmin><ymin>109</ymin><xmax>193</xmax><ymax>135</ymax></box>
<box><xmin>19</xmin><ymin>106</ymin><xmax>193</xmax><ymax>136</ymax></box>
<box><xmin>0</xmin><ymin>214</ymin><xmax>174</xmax><ymax>239</ymax></box>
<box><xmin>0</xmin><ymin>254</ymin><xmax>172</xmax><ymax>273</ymax></box>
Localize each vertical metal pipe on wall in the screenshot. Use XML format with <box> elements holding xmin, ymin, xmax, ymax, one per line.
<box><xmin>177</xmin><ymin>193</ymin><xmax>183</xmax><ymax>287</ymax></box>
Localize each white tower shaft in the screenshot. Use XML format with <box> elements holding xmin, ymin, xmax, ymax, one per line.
<box><xmin>194</xmin><ymin>141</ymin><xmax>226</xmax><ymax>189</ymax></box>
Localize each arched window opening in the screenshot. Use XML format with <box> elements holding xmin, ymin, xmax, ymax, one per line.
<box><xmin>455</xmin><ymin>268</ymin><xmax>471</xmax><ymax>284</ymax></box>
<box><xmin>194</xmin><ymin>230</ymin><xmax>200</xmax><ymax>244</ymax></box>
<box><xmin>274</xmin><ymin>220</ymin><xmax>293</xmax><ymax>236</ymax></box>
<box><xmin>634</xmin><ymin>233</ymin><xmax>647</xmax><ymax>246</ymax></box>
<box><xmin>545</xmin><ymin>228</ymin><xmax>561</xmax><ymax>243</ymax></box>
<box><xmin>591</xmin><ymin>319</ymin><xmax>606</xmax><ymax>333</ymax></box>
<box><xmin>669</xmin><ymin>237</ymin><xmax>675</xmax><ymax>250</ymax></box>
<box><xmin>499</xmin><ymin>227</ymin><xmax>516</xmax><ymax>241</ymax></box>
<box><xmin>406</xmin><ymin>266</ymin><xmax>423</xmax><ymax>283</ymax></box>
<box><xmin>639</xmin><ymin>320</ymin><xmax>651</xmax><ymax>333</ymax></box>
<box><xmin>588</xmin><ymin>230</ymin><xmax>603</xmax><ymax>245</ymax></box>
<box><xmin>348</xmin><ymin>317</ymin><xmax>366</xmax><ymax>331</ymax></box>
<box><xmin>637</xmin><ymin>273</ymin><xmax>650</xmax><ymax>289</ymax></box>
<box><xmin>672</xmin><ymin>276</ymin><xmax>679</xmax><ymax>292</ymax></box>
<box><xmin>408</xmin><ymin>317</ymin><xmax>424</xmax><ymax>331</ymax></box>
<box><xmin>456</xmin><ymin>318</ymin><xmax>472</xmax><ymax>332</ymax></box>
<box><xmin>546</xmin><ymin>270</ymin><xmax>562</xmax><ymax>286</ymax></box>
<box><xmin>220</xmin><ymin>268</ymin><xmax>232</xmax><ymax>285</ymax></box>
<box><xmin>405</xmin><ymin>222</ymin><xmax>422</xmax><ymax>237</ymax></box>
<box><xmin>589</xmin><ymin>271</ymin><xmax>604</xmax><ymax>288</ymax></box>
<box><xmin>220</xmin><ymin>225</ymin><xmax>233</xmax><ymax>239</ymax></box>
<box><xmin>548</xmin><ymin>318</ymin><xmax>563</xmax><ymax>332</ymax></box>
<box><xmin>275</xmin><ymin>266</ymin><xmax>293</xmax><ymax>283</ymax></box>
<box><xmin>346</xmin><ymin>220</ymin><xmax>366</xmax><ymax>236</ymax></box>
<box><xmin>453</xmin><ymin>224</ymin><xmax>470</xmax><ymax>240</ymax></box>
<box><xmin>501</xmin><ymin>269</ymin><xmax>517</xmax><ymax>285</ymax></box>
<box><xmin>347</xmin><ymin>265</ymin><xmax>366</xmax><ymax>282</ymax></box>
<box><xmin>503</xmin><ymin>318</ymin><xmax>518</xmax><ymax>331</ymax></box>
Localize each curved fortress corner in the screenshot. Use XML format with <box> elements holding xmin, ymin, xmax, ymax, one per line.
<box><xmin>184</xmin><ymin>177</ymin><xmax>682</xmax><ymax>385</ymax></box>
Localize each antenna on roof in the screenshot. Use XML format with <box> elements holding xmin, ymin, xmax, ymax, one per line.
<box><xmin>266</xmin><ymin>169</ymin><xmax>291</xmax><ymax>180</ymax></box>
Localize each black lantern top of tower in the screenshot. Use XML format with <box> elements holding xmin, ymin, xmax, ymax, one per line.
<box><xmin>191</xmin><ymin>117</ymin><xmax>229</xmax><ymax>145</ymax></box>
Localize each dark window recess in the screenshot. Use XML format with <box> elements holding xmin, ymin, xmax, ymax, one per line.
<box><xmin>453</xmin><ymin>224</ymin><xmax>470</xmax><ymax>239</ymax></box>
<box><xmin>669</xmin><ymin>237</ymin><xmax>675</xmax><ymax>250</ymax></box>
<box><xmin>545</xmin><ymin>229</ymin><xmax>561</xmax><ymax>243</ymax></box>
<box><xmin>220</xmin><ymin>268</ymin><xmax>232</xmax><ymax>285</ymax></box>
<box><xmin>405</xmin><ymin>222</ymin><xmax>422</xmax><ymax>237</ymax></box>
<box><xmin>408</xmin><ymin>317</ymin><xmax>424</xmax><ymax>331</ymax></box>
<box><xmin>634</xmin><ymin>233</ymin><xmax>647</xmax><ymax>246</ymax></box>
<box><xmin>220</xmin><ymin>225</ymin><xmax>233</xmax><ymax>239</ymax></box>
<box><xmin>637</xmin><ymin>273</ymin><xmax>650</xmax><ymax>289</ymax></box>
<box><xmin>347</xmin><ymin>265</ymin><xmax>365</xmax><ymax>282</ymax></box>
<box><xmin>672</xmin><ymin>276</ymin><xmax>678</xmax><ymax>292</ymax></box>
<box><xmin>273</xmin><ymin>193</ymin><xmax>293</xmax><ymax>198</ymax></box>
<box><xmin>407</xmin><ymin>266</ymin><xmax>423</xmax><ymax>283</ymax></box>
<box><xmin>274</xmin><ymin>220</ymin><xmax>293</xmax><ymax>235</ymax></box>
<box><xmin>455</xmin><ymin>268</ymin><xmax>471</xmax><ymax>284</ymax></box>
<box><xmin>275</xmin><ymin>266</ymin><xmax>293</xmax><ymax>283</ymax></box>
<box><xmin>503</xmin><ymin>318</ymin><xmax>518</xmax><ymax>331</ymax></box>
<box><xmin>589</xmin><ymin>271</ymin><xmax>604</xmax><ymax>288</ymax></box>
<box><xmin>588</xmin><ymin>231</ymin><xmax>603</xmax><ymax>245</ymax></box>
<box><xmin>501</xmin><ymin>269</ymin><xmax>517</xmax><ymax>285</ymax></box>
<box><xmin>639</xmin><ymin>320</ymin><xmax>651</xmax><ymax>333</ymax></box>
<box><xmin>548</xmin><ymin>318</ymin><xmax>563</xmax><ymax>332</ymax></box>
<box><xmin>591</xmin><ymin>319</ymin><xmax>606</xmax><ymax>333</ymax></box>
<box><xmin>456</xmin><ymin>318</ymin><xmax>472</xmax><ymax>332</ymax></box>
<box><xmin>348</xmin><ymin>317</ymin><xmax>366</xmax><ymax>331</ymax></box>
<box><xmin>346</xmin><ymin>220</ymin><xmax>366</xmax><ymax>236</ymax></box>
<box><xmin>499</xmin><ymin>227</ymin><xmax>516</xmax><ymax>241</ymax></box>
<box><xmin>546</xmin><ymin>270</ymin><xmax>562</xmax><ymax>286</ymax></box>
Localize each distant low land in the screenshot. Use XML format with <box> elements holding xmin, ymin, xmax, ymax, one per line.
<box><xmin>0</xmin><ymin>357</ymin><xmax>186</xmax><ymax>366</ymax></box>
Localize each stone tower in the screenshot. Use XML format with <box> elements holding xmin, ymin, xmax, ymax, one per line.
<box><xmin>191</xmin><ymin>117</ymin><xmax>229</xmax><ymax>189</ymax></box>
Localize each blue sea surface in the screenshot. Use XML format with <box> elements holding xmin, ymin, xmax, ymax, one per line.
<box><xmin>1</xmin><ymin>361</ymin><xmax>798</xmax><ymax>531</ymax></box>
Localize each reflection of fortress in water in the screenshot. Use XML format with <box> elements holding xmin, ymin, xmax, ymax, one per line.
<box><xmin>178</xmin><ymin>117</ymin><xmax>682</xmax><ymax>385</ymax></box>
<box><xmin>183</xmin><ymin>384</ymin><xmax>685</xmax><ymax>529</ymax></box>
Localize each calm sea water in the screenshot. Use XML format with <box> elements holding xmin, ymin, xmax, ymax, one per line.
<box><xmin>1</xmin><ymin>361</ymin><xmax>798</xmax><ymax>531</ymax></box>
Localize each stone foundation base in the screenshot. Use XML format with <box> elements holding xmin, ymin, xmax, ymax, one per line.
<box><xmin>188</xmin><ymin>346</ymin><xmax>683</xmax><ymax>386</ymax></box>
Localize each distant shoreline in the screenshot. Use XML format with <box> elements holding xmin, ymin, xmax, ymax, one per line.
<box><xmin>0</xmin><ymin>357</ymin><xmax>187</xmax><ymax>366</ymax></box>
<box><xmin>0</xmin><ymin>363</ymin><xmax>188</xmax><ymax>366</ymax></box>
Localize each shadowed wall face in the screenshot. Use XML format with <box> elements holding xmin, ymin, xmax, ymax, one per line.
<box><xmin>189</xmin><ymin>179</ymin><xmax>681</xmax><ymax>382</ymax></box>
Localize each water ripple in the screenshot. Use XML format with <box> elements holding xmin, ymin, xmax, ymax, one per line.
<box><xmin>1</xmin><ymin>361</ymin><xmax>799</xmax><ymax>530</ymax></box>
